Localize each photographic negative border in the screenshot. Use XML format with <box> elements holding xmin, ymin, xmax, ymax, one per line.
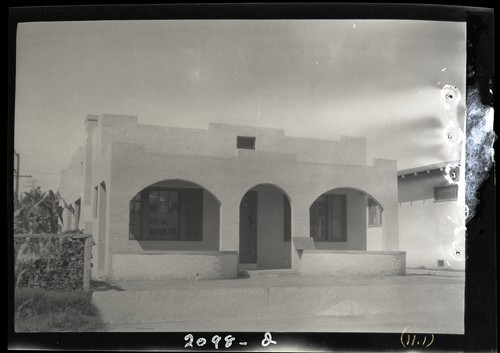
<box><xmin>7</xmin><ymin>3</ymin><xmax>495</xmax><ymax>352</ymax></box>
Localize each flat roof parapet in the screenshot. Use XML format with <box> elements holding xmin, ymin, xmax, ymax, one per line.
<box><xmin>398</xmin><ymin>161</ymin><xmax>459</xmax><ymax>178</ymax></box>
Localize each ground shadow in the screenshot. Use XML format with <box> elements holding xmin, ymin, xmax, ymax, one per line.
<box><xmin>90</xmin><ymin>279</ymin><xmax>124</xmax><ymax>291</ymax></box>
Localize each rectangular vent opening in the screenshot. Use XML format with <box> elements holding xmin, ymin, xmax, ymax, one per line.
<box><xmin>237</xmin><ymin>136</ymin><xmax>256</xmax><ymax>150</ymax></box>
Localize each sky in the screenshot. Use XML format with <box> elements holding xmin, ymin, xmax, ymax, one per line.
<box><xmin>14</xmin><ymin>20</ymin><xmax>466</xmax><ymax>191</ymax></box>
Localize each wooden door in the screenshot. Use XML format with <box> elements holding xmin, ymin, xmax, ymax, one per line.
<box><xmin>239</xmin><ymin>191</ymin><xmax>257</xmax><ymax>263</ymax></box>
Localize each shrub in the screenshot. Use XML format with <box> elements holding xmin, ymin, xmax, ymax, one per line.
<box><xmin>14</xmin><ymin>186</ymin><xmax>64</xmax><ymax>235</ymax></box>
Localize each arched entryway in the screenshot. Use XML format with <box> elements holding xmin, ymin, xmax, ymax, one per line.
<box><xmin>239</xmin><ymin>184</ymin><xmax>291</xmax><ymax>269</ymax></box>
<box><xmin>128</xmin><ymin>179</ymin><xmax>221</xmax><ymax>251</ymax></box>
<box><xmin>309</xmin><ymin>187</ymin><xmax>383</xmax><ymax>251</ymax></box>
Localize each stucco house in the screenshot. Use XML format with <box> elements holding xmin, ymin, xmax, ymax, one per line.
<box><xmin>397</xmin><ymin>162</ymin><xmax>465</xmax><ymax>270</ymax></box>
<box><xmin>59</xmin><ymin>114</ymin><xmax>405</xmax><ymax>280</ymax></box>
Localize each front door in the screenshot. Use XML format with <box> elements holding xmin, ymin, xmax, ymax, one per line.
<box><xmin>239</xmin><ymin>191</ymin><xmax>257</xmax><ymax>263</ymax></box>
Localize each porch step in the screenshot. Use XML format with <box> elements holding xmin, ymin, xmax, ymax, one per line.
<box><xmin>239</xmin><ymin>263</ymin><xmax>258</xmax><ymax>270</ymax></box>
<box><xmin>245</xmin><ymin>269</ymin><xmax>299</xmax><ymax>277</ymax></box>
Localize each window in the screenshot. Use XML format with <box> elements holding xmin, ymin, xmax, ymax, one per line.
<box><xmin>73</xmin><ymin>199</ymin><xmax>81</xmax><ymax>230</ymax></box>
<box><xmin>367</xmin><ymin>198</ymin><xmax>382</xmax><ymax>227</ymax></box>
<box><xmin>237</xmin><ymin>136</ymin><xmax>256</xmax><ymax>150</ymax></box>
<box><xmin>434</xmin><ymin>185</ymin><xmax>458</xmax><ymax>201</ymax></box>
<box><xmin>129</xmin><ymin>193</ymin><xmax>142</xmax><ymax>239</ymax></box>
<box><xmin>283</xmin><ymin>195</ymin><xmax>291</xmax><ymax>241</ymax></box>
<box><xmin>93</xmin><ymin>186</ymin><xmax>98</xmax><ymax>218</ymax></box>
<box><xmin>310</xmin><ymin>194</ymin><xmax>347</xmax><ymax>242</ymax></box>
<box><xmin>129</xmin><ymin>188</ymin><xmax>203</xmax><ymax>241</ymax></box>
<box><xmin>147</xmin><ymin>190</ymin><xmax>180</xmax><ymax>239</ymax></box>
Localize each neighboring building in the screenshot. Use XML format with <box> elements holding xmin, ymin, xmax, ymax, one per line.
<box><xmin>397</xmin><ymin>162</ymin><xmax>465</xmax><ymax>270</ymax></box>
<box><xmin>59</xmin><ymin>114</ymin><xmax>405</xmax><ymax>281</ymax></box>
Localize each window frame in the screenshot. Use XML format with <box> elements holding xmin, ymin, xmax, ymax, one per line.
<box><xmin>367</xmin><ymin>198</ymin><xmax>382</xmax><ymax>228</ymax></box>
<box><xmin>310</xmin><ymin>194</ymin><xmax>347</xmax><ymax>242</ymax></box>
<box><xmin>144</xmin><ymin>188</ymin><xmax>181</xmax><ymax>240</ymax></box>
<box><xmin>128</xmin><ymin>187</ymin><xmax>204</xmax><ymax>241</ymax></box>
<box><xmin>93</xmin><ymin>186</ymin><xmax>98</xmax><ymax>218</ymax></box>
<box><xmin>73</xmin><ymin>198</ymin><xmax>81</xmax><ymax>231</ymax></box>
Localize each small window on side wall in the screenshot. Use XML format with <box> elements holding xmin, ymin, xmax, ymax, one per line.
<box><xmin>237</xmin><ymin>136</ymin><xmax>256</xmax><ymax>150</ymax></box>
<box><xmin>283</xmin><ymin>195</ymin><xmax>291</xmax><ymax>241</ymax></box>
<box><xmin>93</xmin><ymin>186</ymin><xmax>98</xmax><ymax>218</ymax></box>
<box><xmin>74</xmin><ymin>199</ymin><xmax>81</xmax><ymax>230</ymax></box>
<box><xmin>434</xmin><ymin>185</ymin><xmax>458</xmax><ymax>202</ymax></box>
<box><xmin>367</xmin><ymin>198</ymin><xmax>382</xmax><ymax>227</ymax></box>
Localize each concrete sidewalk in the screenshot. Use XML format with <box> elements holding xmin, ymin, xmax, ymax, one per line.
<box><xmin>93</xmin><ymin>270</ymin><xmax>464</xmax><ymax>334</ymax></box>
<box><xmin>105</xmin><ymin>310</ymin><xmax>464</xmax><ymax>333</ymax></box>
<box><xmin>406</xmin><ymin>267</ymin><xmax>466</xmax><ymax>277</ymax></box>
<box><xmin>111</xmin><ymin>269</ymin><xmax>464</xmax><ymax>291</ymax></box>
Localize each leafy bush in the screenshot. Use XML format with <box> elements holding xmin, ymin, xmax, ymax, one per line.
<box><xmin>14</xmin><ymin>236</ymin><xmax>88</xmax><ymax>291</ymax></box>
<box><xmin>14</xmin><ymin>186</ymin><xmax>64</xmax><ymax>234</ymax></box>
<box><xmin>62</xmin><ymin>229</ymin><xmax>85</xmax><ymax>234</ymax></box>
<box><xmin>13</xmin><ymin>184</ymin><xmax>90</xmax><ymax>290</ymax></box>
<box><xmin>15</xmin><ymin>288</ymin><xmax>104</xmax><ymax>332</ymax></box>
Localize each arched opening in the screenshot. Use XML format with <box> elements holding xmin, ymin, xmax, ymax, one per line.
<box><xmin>239</xmin><ymin>184</ymin><xmax>291</xmax><ymax>270</ymax></box>
<box><xmin>309</xmin><ymin>187</ymin><xmax>383</xmax><ymax>251</ymax></box>
<box><xmin>128</xmin><ymin>179</ymin><xmax>221</xmax><ymax>251</ymax></box>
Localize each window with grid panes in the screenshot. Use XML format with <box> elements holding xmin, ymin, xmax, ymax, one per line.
<box><xmin>147</xmin><ymin>190</ymin><xmax>179</xmax><ymax>239</ymax></box>
<box><xmin>310</xmin><ymin>194</ymin><xmax>347</xmax><ymax>242</ymax></box>
<box><xmin>310</xmin><ymin>195</ymin><xmax>327</xmax><ymax>240</ymax></box>
<box><xmin>129</xmin><ymin>187</ymin><xmax>203</xmax><ymax>241</ymax></box>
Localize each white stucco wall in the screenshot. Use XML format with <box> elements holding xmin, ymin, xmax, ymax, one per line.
<box><xmin>367</xmin><ymin>227</ymin><xmax>383</xmax><ymax>251</ymax></box>
<box><xmin>59</xmin><ymin>146</ymin><xmax>85</xmax><ymax>232</ymax></box>
<box><xmin>60</xmin><ymin>114</ymin><xmax>401</xmax><ymax>279</ymax></box>
<box><xmin>299</xmin><ymin>250</ymin><xmax>406</xmax><ymax>276</ymax></box>
<box><xmin>398</xmin><ymin>171</ymin><xmax>465</xmax><ymax>270</ymax></box>
<box><xmin>399</xmin><ymin>200</ymin><xmax>465</xmax><ymax>269</ymax></box>
<box><xmin>112</xmin><ymin>251</ymin><xmax>238</xmax><ymax>280</ymax></box>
